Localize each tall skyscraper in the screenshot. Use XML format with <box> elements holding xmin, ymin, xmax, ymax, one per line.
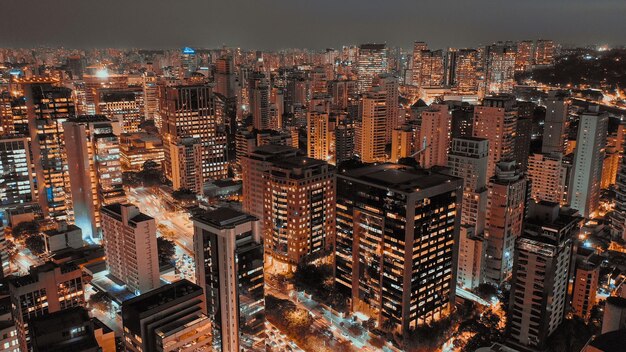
<box><xmin>142</xmin><ymin>71</ymin><xmax>159</xmax><ymax>125</ymax></box>
<box><xmin>418</xmin><ymin>50</ymin><xmax>445</xmax><ymax>88</ymax></box>
<box><xmin>391</xmin><ymin>124</ymin><xmax>417</xmax><ymax>163</ymax></box>
<box><xmin>249</xmin><ymin>71</ymin><xmax>271</xmax><ymax>130</ymax></box>
<box><xmin>21</xmin><ymin>80</ymin><xmax>75</xmax><ymax>222</ymax></box>
<box><xmin>611</xmin><ymin>141</ymin><xmax>626</xmax><ymax>241</ymax></box>
<box><xmin>241</xmin><ymin>145</ymin><xmax>301</xmax><ymax>221</ymax></box>
<box><xmin>169</xmin><ymin>137</ymin><xmax>203</xmax><ymax>193</ymax></box>
<box><xmin>357</xmin><ymin>44</ymin><xmax>387</xmax><ymax>93</ymax></box>
<box><xmin>161</xmin><ymin>84</ymin><xmax>228</xmax><ymax>182</ymax></box>
<box><xmin>572</xmin><ymin>261</ymin><xmax>599</xmax><ymax>322</ymax></box>
<box><xmin>360</xmin><ymin>86</ymin><xmax>387</xmax><ymax>163</ymax></box>
<box><xmin>307</xmin><ymin>110</ymin><xmax>331</xmax><ymax>162</ymax></box>
<box><xmin>121</xmin><ymin>279</ymin><xmax>212</xmax><ymax>352</ymax></box>
<box><xmin>473</xmin><ymin>96</ymin><xmax>518</xmax><ymax>178</ymax></box>
<box><xmin>542</xmin><ymin>91</ymin><xmax>569</xmax><ymax>154</ymax></box>
<box><xmin>447</xmin><ymin>137</ymin><xmax>489</xmax><ymax>234</ymax></box>
<box><xmin>0</xmin><ymin>136</ymin><xmax>35</xmax><ymax>207</ymax></box>
<box><xmin>192</xmin><ymin>207</ymin><xmax>265</xmax><ymax>351</ymax></box>
<box><xmin>9</xmin><ymin>262</ymin><xmax>85</xmax><ymax>351</ymax></box>
<box><xmin>515</xmin><ymin>40</ymin><xmax>534</xmax><ymax>72</ymax></box>
<box><xmin>484</xmin><ymin>160</ymin><xmax>527</xmax><ymax>285</ymax></box>
<box><xmin>96</xmin><ymin>87</ymin><xmax>144</xmax><ymax>134</ymax></box>
<box><xmin>527</xmin><ymin>153</ymin><xmax>569</xmax><ymax>204</ymax></box>
<box><xmin>507</xmin><ymin>201</ymin><xmax>578</xmax><ymax>351</ymax></box>
<box><xmin>569</xmin><ymin>107</ymin><xmax>608</xmax><ymax>218</ymax></box>
<box><xmin>418</xmin><ymin>104</ymin><xmax>450</xmax><ymax>168</ymax></box>
<box><xmin>264</xmin><ymin>156</ymin><xmax>335</xmax><ymax>272</ymax></box>
<box><xmin>64</xmin><ymin>115</ymin><xmax>125</xmax><ymax>241</ymax></box>
<box><xmin>411</xmin><ymin>41</ymin><xmax>428</xmax><ymax>87</ymax></box>
<box><xmin>485</xmin><ymin>43</ymin><xmax>517</xmax><ymax>94</ymax></box>
<box><xmin>101</xmin><ymin>203</ymin><xmax>159</xmax><ymax>295</ymax></box>
<box><xmin>376</xmin><ymin>74</ymin><xmax>400</xmax><ymax>142</ymax></box>
<box><xmin>454</xmin><ymin>49</ymin><xmax>479</xmax><ymax>93</ymax></box>
<box><xmin>457</xmin><ymin>226</ymin><xmax>486</xmax><ymax>289</ymax></box>
<box><xmin>335</xmin><ymin>164</ymin><xmax>462</xmax><ymax>333</ymax></box>
<box><xmin>534</xmin><ymin>39</ymin><xmax>555</xmax><ymax>66</ymax></box>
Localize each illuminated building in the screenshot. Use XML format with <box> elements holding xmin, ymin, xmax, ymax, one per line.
<box><xmin>451</xmin><ymin>103</ymin><xmax>474</xmax><ymax>138</ymax></box>
<box><xmin>121</xmin><ymin>280</ymin><xmax>212</xmax><ymax>352</ymax></box>
<box><xmin>360</xmin><ymin>86</ymin><xmax>387</xmax><ymax>162</ymax></box>
<box><xmin>8</xmin><ymin>261</ymin><xmax>85</xmax><ymax>351</ymax></box>
<box><xmin>142</xmin><ymin>71</ymin><xmax>159</xmax><ymax>127</ymax></box>
<box><xmin>328</xmin><ymin>78</ymin><xmax>357</xmax><ymax>110</ymax></box>
<box><xmin>515</xmin><ymin>40</ymin><xmax>534</xmax><ymax>72</ymax></box>
<box><xmin>64</xmin><ymin>115</ymin><xmax>125</xmax><ymax>242</ymax></box>
<box><xmin>357</xmin><ymin>44</ymin><xmax>387</xmax><ymax>93</ymax></box>
<box><xmin>30</xmin><ymin>307</ymin><xmax>102</xmax><ymax>352</ymax></box>
<box><xmin>235</xmin><ymin>129</ymin><xmax>293</xmax><ymax>164</ymax></box>
<box><xmin>263</xmin><ymin>156</ymin><xmax>335</xmax><ymax>272</ymax></box>
<box><xmin>310</xmin><ymin>65</ymin><xmax>328</xmax><ymax>95</ymax></box>
<box><xmin>534</xmin><ymin>39</ymin><xmax>555</xmax><ymax>66</ymax></box>
<box><xmin>473</xmin><ymin>95</ymin><xmax>517</xmax><ymax>178</ymax></box>
<box><xmin>215</xmin><ymin>55</ymin><xmax>238</xmax><ymax>99</ymax></box>
<box><xmin>418</xmin><ymin>50</ymin><xmax>445</xmax><ymax>88</ymax></box>
<box><xmin>249</xmin><ymin>71</ymin><xmax>271</xmax><ymax>130</ymax></box>
<box><xmin>391</xmin><ymin>124</ymin><xmax>417</xmax><ymax>163</ymax></box>
<box><xmin>602</xmin><ymin>133</ymin><xmax>620</xmax><ymax>189</ymax></box>
<box><xmin>170</xmin><ymin>137</ymin><xmax>203</xmax><ymax>193</ymax></box>
<box><xmin>42</xmin><ymin>221</ymin><xmax>83</xmax><ymax>253</ymax></box>
<box><xmin>0</xmin><ymin>137</ymin><xmax>35</xmax><ymax>207</ymax></box>
<box><xmin>101</xmin><ymin>203</ymin><xmax>159</xmax><ymax>295</ymax></box>
<box><xmin>572</xmin><ymin>261</ymin><xmax>599</xmax><ymax>322</ymax></box>
<box><xmin>527</xmin><ymin>153</ymin><xmax>568</xmax><ymax>204</ymax></box>
<box><xmin>542</xmin><ymin>91</ymin><xmax>569</xmax><ymax>154</ymax></box>
<box><xmin>82</xmin><ymin>69</ymin><xmax>128</xmax><ymax>115</ymax></box>
<box><xmin>241</xmin><ymin>145</ymin><xmax>301</xmax><ymax>222</ymax></box>
<box><xmin>514</xmin><ymin>116</ymin><xmax>532</xmax><ymax>172</ymax></box>
<box><xmin>569</xmin><ymin>107</ymin><xmax>608</xmax><ymax>218</ymax></box>
<box><xmin>411</xmin><ymin>41</ymin><xmax>428</xmax><ymax>87</ymax></box>
<box><xmin>21</xmin><ymin>81</ymin><xmax>75</xmax><ymax>222</ymax></box>
<box><xmin>454</xmin><ymin>49</ymin><xmax>479</xmax><ymax>93</ymax></box>
<box><xmin>97</xmin><ymin>88</ymin><xmax>144</xmax><ymax>133</ymax></box>
<box><xmin>484</xmin><ymin>160</ymin><xmax>527</xmax><ymax>285</ymax></box>
<box><xmin>307</xmin><ymin>110</ymin><xmax>331</xmax><ymax>162</ymax></box>
<box><xmin>119</xmin><ymin>132</ymin><xmax>165</xmax><ymax>171</ymax></box>
<box><xmin>485</xmin><ymin>42</ymin><xmax>516</xmax><ymax>94</ymax></box>
<box><xmin>181</xmin><ymin>47</ymin><xmax>198</xmax><ymax>74</ymax></box>
<box><xmin>457</xmin><ymin>226</ymin><xmax>486</xmax><ymax>289</ymax></box>
<box><xmin>610</xmin><ymin>136</ymin><xmax>626</xmax><ymax>241</ymax></box>
<box><xmin>192</xmin><ymin>207</ymin><xmax>265</xmax><ymax>351</ymax></box>
<box><xmin>161</xmin><ymin>84</ymin><xmax>228</xmax><ymax>182</ymax></box>
<box><xmin>601</xmin><ymin>296</ymin><xmax>626</xmax><ymax>334</ymax></box>
<box><xmin>507</xmin><ymin>201</ymin><xmax>578</xmax><ymax>351</ymax></box>
<box><xmin>418</xmin><ymin>104</ymin><xmax>450</xmax><ymax>168</ymax></box>
<box><xmin>376</xmin><ymin>73</ymin><xmax>400</xmax><ymax>142</ymax></box>
<box><xmin>334</xmin><ymin>119</ymin><xmax>355</xmax><ymax>165</ymax></box>
<box><xmin>335</xmin><ymin>164</ymin><xmax>462</xmax><ymax>333</ymax></box>
<box><xmin>447</xmin><ymin>137</ymin><xmax>489</xmax><ymax>234</ymax></box>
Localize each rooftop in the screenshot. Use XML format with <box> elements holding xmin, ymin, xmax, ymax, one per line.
<box><xmin>67</xmin><ymin>114</ymin><xmax>111</xmax><ymax>124</ymax></box>
<box><xmin>588</xmin><ymin>329</ymin><xmax>626</xmax><ymax>352</ymax></box>
<box><xmin>122</xmin><ymin>279</ymin><xmax>202</xmax><ymax>316</ymax></box>
<box><xmin>192</xmin><ymin>207</ymin><xmax>257</xmax><ymax>229</ymax></box>
<box><xmin>339</xmin><ymin>163</ymin><xmax>461</xmax><ymax>194</ymax></box>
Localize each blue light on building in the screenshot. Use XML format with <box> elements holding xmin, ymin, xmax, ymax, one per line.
<box><xmin>182</xmin><ymin>47</ymin><xmax>196</xmax><ymax>55</ymax></box>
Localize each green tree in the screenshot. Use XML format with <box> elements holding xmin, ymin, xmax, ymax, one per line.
<box><xmin>25</xmin><ymin>235</ymin><xmax>45</xmax><ymax>255</ymax></box>
<box><xmin>157</xmin><ymin>237</ymin><xmax>176</xmax><ymax>264</ymax></box>
<box><xmin>11</xmin><ymin>220</ymin><xmax>40</xmax><ymax>240</ymax></box>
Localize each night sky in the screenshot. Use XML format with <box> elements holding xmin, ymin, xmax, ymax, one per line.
<box><xmin>1</xmin><ymin>0</ymin><xmax>625</xmax><ymax>50</ymax></box>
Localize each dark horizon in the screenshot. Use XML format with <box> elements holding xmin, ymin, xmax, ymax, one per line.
<box><xmin>1</xmin><ymin>0</ymin><xmax>625</xmax><ymax>51</ymax></box>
